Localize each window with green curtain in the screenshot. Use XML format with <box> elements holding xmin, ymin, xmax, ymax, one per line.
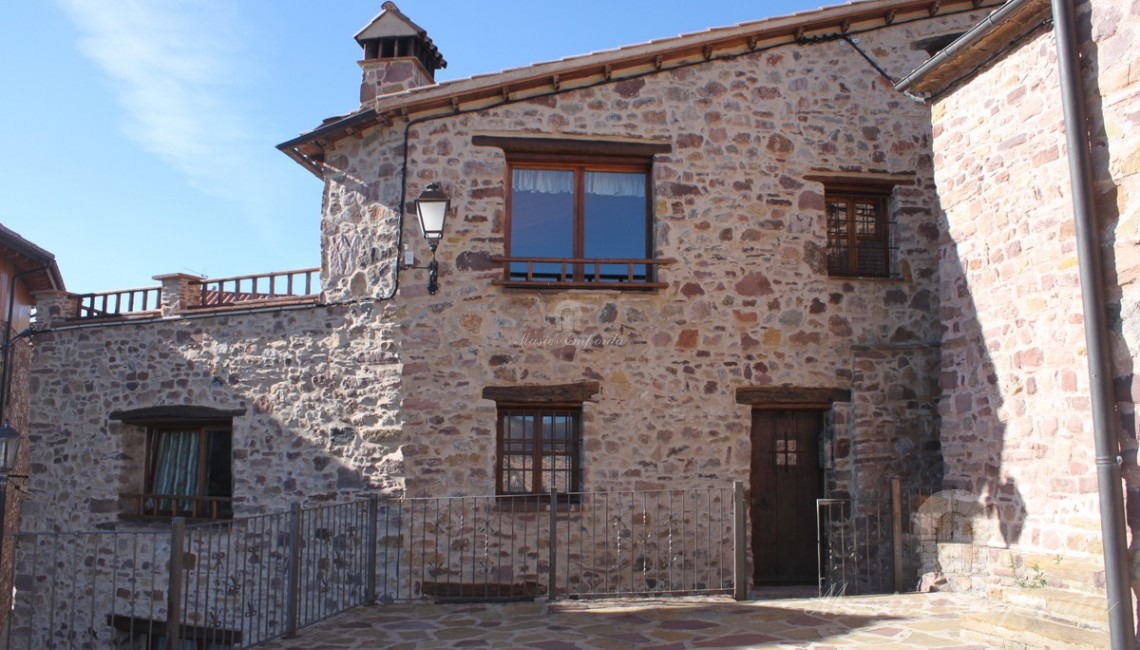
<box><xmin>145</xmin><ymin>424</ymin><xmax>232</xmax><ymax>519</ymax></box>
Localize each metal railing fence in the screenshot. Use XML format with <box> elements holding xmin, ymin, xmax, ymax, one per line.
<box><xmin>816</xmin><ymin>480</ymin><xmax>963</xmax><ymax>597</ymax></box>
<box><xmin>0</xmin><ymin>485</ymin><xmax>743</xmax><ymax>649</ymax></box>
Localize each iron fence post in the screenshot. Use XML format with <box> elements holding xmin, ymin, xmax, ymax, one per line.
<box><xmin>284</xmin><ymin>502</ymin><xmax>302</xmax><ymax>638</ymax></box>
<box><xmin>733</xmin><ymin>481</ymin><xmax>747</xmax><ymax>601</ymax></box>
<box><xmin>167</xmin><ymin>517</ymin><xmax>185</xmax><ymax>646</ymax></box>
<box><xmin>891</xmin><ymin>478</ymin><xmax>904</xmax><ymax>593</ymax></box>
<box><xmin>366</xmin><ymin>496</ymin><xmax>378</xmax><ymax>605</ymax></box>
<box><xmin>548</xmin><ymin>487</ymin><xmax>557</xmax><ymax>601</ymax></box>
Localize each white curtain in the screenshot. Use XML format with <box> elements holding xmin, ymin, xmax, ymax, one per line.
<box><xmin>513</xmin><ymin>169</ymin><xmax>645</xmax><ymax>197</ymax></box>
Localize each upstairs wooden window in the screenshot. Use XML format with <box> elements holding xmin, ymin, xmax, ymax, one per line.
<box><xmin>473</xmin><ymin>135</ymin><xmax>672</xmax><ymax>290</ymax></box>
<box><xmin>824</xmin><ymin>185</ymin><xmax>893</xmax><ymax>278</ymax></box>
<box><xmin>506</xmin><ymin>160</ymin><xmax>663</xmax><ymax>288</ymax></box>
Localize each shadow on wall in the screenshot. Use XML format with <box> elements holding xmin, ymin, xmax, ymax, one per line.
<box><xmin>937</xmin><ymin>196</ymin><xmax>1027</xmax><ymax>551</ymax></box>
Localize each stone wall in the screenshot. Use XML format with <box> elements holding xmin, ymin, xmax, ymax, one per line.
<box><xmin>1086</xmin><ymin>0</ymin><xmax>1140</xmax><ymax>535</ymax></box>
<box><xmin>930</xmin><ymin>0</ymin><xmax>1140</xmax><ymax>593</ymax></box>
<box><xmin>23</xmin><ymin>303</ymin><xmax>404</xmax><ymax>531</ymax></box>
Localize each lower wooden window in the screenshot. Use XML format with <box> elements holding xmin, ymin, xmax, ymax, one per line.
<box><xmin>496</xmin><ymin>406</ymin><xmax>581</xmax><ymax>501</ymax></box>
<box><xmin>141</xmin><ymin>423</ymin><xmax>233</xmax><ymax>519</ymax></box>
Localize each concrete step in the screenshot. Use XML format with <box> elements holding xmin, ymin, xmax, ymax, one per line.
<box><xmin>989</xmin><ymin>586</ymin><xmax>1108</xmax><ymax>628</ymax></box>
<box><xmin>992</xmin><ymin>550</ymin><xmax>1105</xmax><ymax>593</ymax></box>
<box><xmin>957</xmin><ymin>608</ymin><xmax>1110</xmax><ymax>650</ymax></box>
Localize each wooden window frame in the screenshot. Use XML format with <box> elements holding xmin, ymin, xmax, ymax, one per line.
<box><xmin>132</xmin><ymin>421</ymin><xmax>234</xmax><ymax>520</ymax></box>
<box><xmin>494</xmin><ymin>403</ymin><xmax>583</xmax><ymax>503</ymax></box>
<box><xmin>496</xmin><ymin>153</ymin><xmax>668</xmax><ymax>290</ymax></box>
<box><xmin>824</xmin><ymin>183</ymin><xmax>893</xmax><ymax>278</ymax></box>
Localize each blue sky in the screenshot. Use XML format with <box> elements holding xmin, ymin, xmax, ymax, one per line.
<box><xmin>1</xmin><ymin>0</ymin><xmax>825</xmax><ymax>294</ymax></box>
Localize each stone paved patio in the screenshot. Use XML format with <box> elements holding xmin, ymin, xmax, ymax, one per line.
<box><xmin>255</xmin><ymin>591</ymin><xmax>999</xmax><ymax>649</ymax></box>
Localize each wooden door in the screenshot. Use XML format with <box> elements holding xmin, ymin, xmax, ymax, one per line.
<box><xmin>750</xmin><ymin>409</ymin><xmax>823</xmax><ymax>584</ymax></box>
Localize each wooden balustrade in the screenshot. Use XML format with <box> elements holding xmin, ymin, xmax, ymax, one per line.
<box><xmin>74</xmin><ymin>287</ymin><xmax>162</xmax><ymax>320</ymax></box>
<box><xmin>191</xmin><ymin>267</ymin><xmax>320</xmax><ymax>308</ymax></box>
<box><xmin>491</xmin><ymin>256</ymin><xmax>674</xmax><ymax>290</ymax></box>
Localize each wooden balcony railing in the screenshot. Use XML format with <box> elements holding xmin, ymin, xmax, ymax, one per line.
<box><xmin>74</xmin><ymin>287</ymin><xmax>163</xmax><ymax>320</ymax></box>
<box><xmin>491</xmin><ymin>256</ymin><xmax>674</xmax><ymax>290</ymax></box>
<box><xmin>190</xmin><ymin>267</ymin><xmax>320</xmax><ymax>309</ymax></box>
<box><xmin>121</xmin><ymin>493</ymin><xmax>234</xmax><ymax>520</ymax></box>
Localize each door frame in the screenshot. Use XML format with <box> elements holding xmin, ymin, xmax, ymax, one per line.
<box><xmin>749</xmin><ymin>406</ymin><xmax>828</xmax><ymax>585</ymax></box>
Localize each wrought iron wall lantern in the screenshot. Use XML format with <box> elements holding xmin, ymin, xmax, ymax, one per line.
<box><xmin>0</xmin><ymin>422</ymin><xmax>25</xmax><ymax>560</ymax></box>
<box><xmin>0</xmin><ymin>423</ymin><xmax>21</xmax><ymax>477</ymax></box>
<box><xmin>415</xmin><ymin>182</ymin><xmax>450</xmax><ymax>295</ymax></box>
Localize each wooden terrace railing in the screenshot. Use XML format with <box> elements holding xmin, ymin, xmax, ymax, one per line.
<box><xmin>491</xmin><ymin>256</ymin><xmax>674</xmax><ymax>290</ymax></box>
<box><xmin>190</xmin><ymin>267</ymin><xmax>320</xmax><ymax>309</ymax></box>
<box><xmin>74</xmin><ymin>286</ymin><xmax>163</xmax><ymax>320</ymax></box>
<box><xmin>65</xmin><ymin>268</ymin><xmax>321</xmax><ymax>321</ymax></box>
<box><xmin>120</xmin><ymin>492</ymin><xmax>235</xmax><ymax>520</ymax></box>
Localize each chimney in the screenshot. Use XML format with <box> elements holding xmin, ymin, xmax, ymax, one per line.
<box><xmin>356</xmin><ymin>2</ymin><xmax>447</xmax><ymax>104</ymax></box>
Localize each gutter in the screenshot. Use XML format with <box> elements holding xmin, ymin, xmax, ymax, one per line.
<box><xmin>1050</xmin><ymin>0</ymin><xmax>1135</xmax><ymax>646</ymax></box>
<box><xmin>895</xmin><ymin>0</ymin><xmax>1045</xmax><ymax>93</ymax></box>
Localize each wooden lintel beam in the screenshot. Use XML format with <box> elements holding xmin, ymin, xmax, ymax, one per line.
<box><xmin>483</xmin><ymin>382</ymin><xmax>602</xmax><ymax>404</ymax></box>
<box><xmin>735</xmin><ymin>386</ymin><xmax>851</xmax><ymax>406</ymax></box>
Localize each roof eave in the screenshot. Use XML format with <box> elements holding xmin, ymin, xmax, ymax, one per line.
<box><xmin>895</xmin><ymin>0</ymin><xmax>1052</xmax><ymax>96</ymax></box>
<box><xmin>280</xmin><ymin>0</ymin><xmax>1006</xmax><ymax>171</ymax></box>
<box><xmin>0</xmin><ymin>224</ymin><xmax>65</xmax><ymax>292</ymax></box>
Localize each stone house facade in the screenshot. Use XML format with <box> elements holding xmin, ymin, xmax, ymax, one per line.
<box><xmin>26</xmin><ymin>0</ymin><xmax>1134</xmax><ymax>642</ymax></box>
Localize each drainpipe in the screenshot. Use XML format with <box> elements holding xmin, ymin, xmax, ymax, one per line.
<box><xmin>1050</xmin><ymin>0</ymin><xmax>1135</xmax><ymax>646</ymax></box>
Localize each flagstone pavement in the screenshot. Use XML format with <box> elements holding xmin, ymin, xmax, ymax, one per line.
<box><xmin>255</xmin><ymin>590</ymin><xmax>1000</xmax><ymax>649</ymax></box>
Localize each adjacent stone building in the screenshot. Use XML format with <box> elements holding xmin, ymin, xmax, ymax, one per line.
<box><xmin>897</xmin><ymin>0</ymin><xmax>1139</xmax><ymax>642</ymax></box>
<box><xmin>0</xmin><ymin>225</ymin><xmax>64</xmax><ymax>631</ymax></box>
<box><xmin>12</xmin><ymin>0</ymin><xmax>1137</xmax><ymax>646</ymax></box>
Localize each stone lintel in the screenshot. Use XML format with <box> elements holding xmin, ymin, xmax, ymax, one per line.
<box><xmin>482</xmin><ymin>382</ymin><xmax>601</xmax><ymax>404</ymax></box>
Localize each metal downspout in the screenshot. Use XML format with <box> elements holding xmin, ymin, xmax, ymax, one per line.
<box><xmin>1050</xmin><ymin>0</ymin><xmax>1135</xmax><ymax>646</ymax></box>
